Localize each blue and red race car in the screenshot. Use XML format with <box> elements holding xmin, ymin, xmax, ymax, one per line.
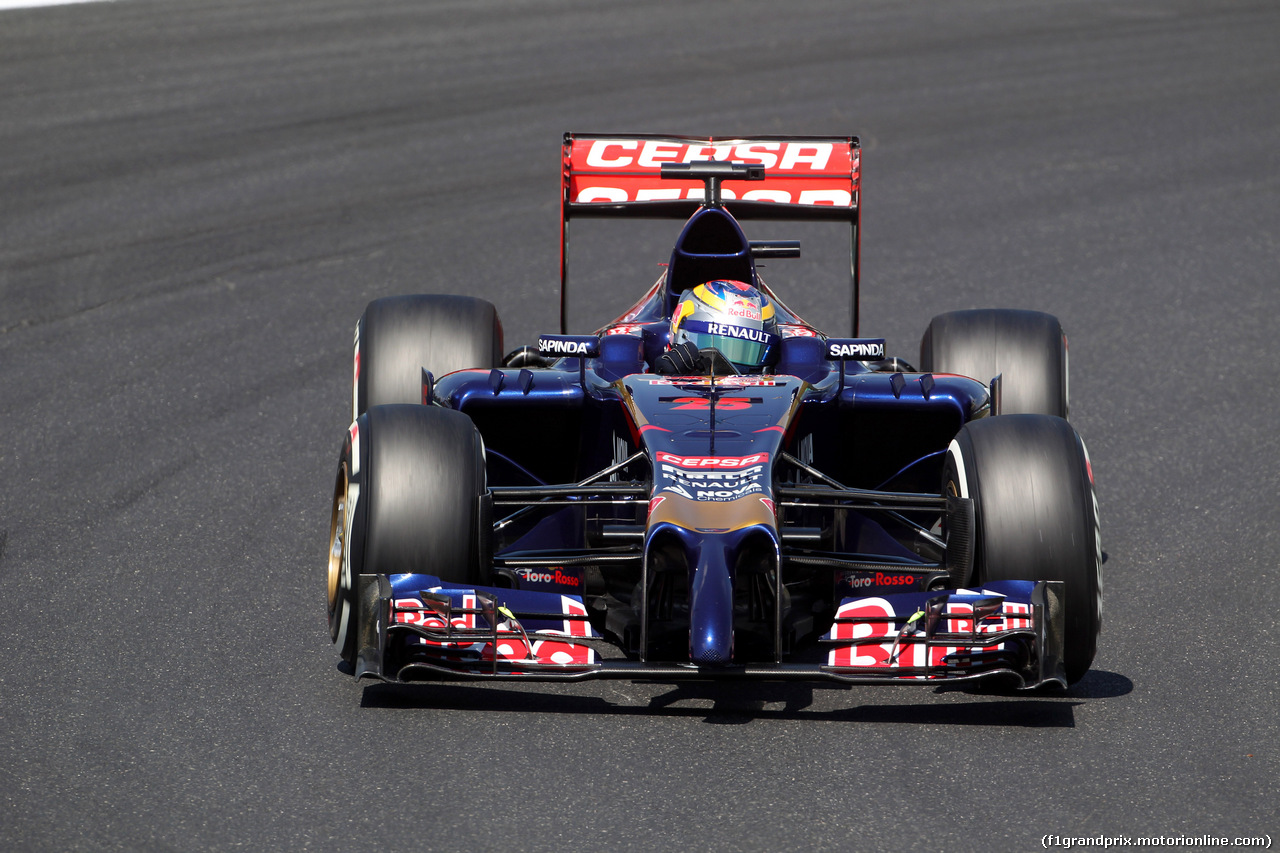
<box><xmin>325</xmin><ymin>133</ymin><xmax>1101</xmax><ymax>690</ymax></box>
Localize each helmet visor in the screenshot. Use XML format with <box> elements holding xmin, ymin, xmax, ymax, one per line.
<box><xmin>679</xmin><ymin>319</ymin><xmax>779</xmax><ymax>369</ymax></box>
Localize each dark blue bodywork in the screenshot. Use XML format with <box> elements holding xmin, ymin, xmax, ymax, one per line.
<box><xmin>347</xmin><ymin>197</ymin><xmax>1066</xmax><ymax>689</ymax></box>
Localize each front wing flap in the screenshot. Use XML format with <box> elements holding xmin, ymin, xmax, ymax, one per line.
<box><xmin>820</xmin><ymin>580</ymin><xmax>1065</xmax><ymax>688</ymax></box>
<box><xmin>355</xmin><ymin>574</ymin><xmax>604</xmax><ymax>681</ymax></box>
<box><xmin>354</xmin><ymin>575</ymin><xmax>1065</xmax><ymax>690</ymax></box>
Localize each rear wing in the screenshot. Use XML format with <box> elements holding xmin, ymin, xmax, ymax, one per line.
<box><xmin>559</xmin><ymin>133</ymin><xmax>862</xmax><ymax>334</ymax></box>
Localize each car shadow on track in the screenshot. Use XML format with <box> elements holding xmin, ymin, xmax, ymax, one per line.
<box><xmin>941</xmin><ymin>668</ymin><xmax>1133</xmax><ymax>700</ymax></box>
<box><xmin>358</xmin><ymin>673</ymin><xmax>1134</xmax><ymax>727</ymax></box>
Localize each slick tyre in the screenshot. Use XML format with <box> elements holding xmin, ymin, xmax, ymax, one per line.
<box><xmin>944</xmin><ymin>415</ymin><xmax>1102</xmax><ymax>684</ymax></box>
<box><xmin>327</xmin><ymin>405</ymin><xmax>490</xmax><ymax>665</ymax></box>
<box><xmin>353</xmin><ymin>295</ymin><xmax>503</xmax><ymax>419</ymax></box>
<box><xmin>920</xmin><ymin>309</ymin><xmax>1068</xmax><ymax>417</ymax></box>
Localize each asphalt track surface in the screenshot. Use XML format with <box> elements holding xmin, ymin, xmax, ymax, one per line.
<box><xmin>2</xmin><ymin>1</ymin><xmax>1278</xmax><ymax>850</ymax></box>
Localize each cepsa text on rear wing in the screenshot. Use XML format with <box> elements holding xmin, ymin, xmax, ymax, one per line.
<box><xmin>558</xmin><ymin>133</ymin><xmax>862</xmax><ymax>334</ymax></box>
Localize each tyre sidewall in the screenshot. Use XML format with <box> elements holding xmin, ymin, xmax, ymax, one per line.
<box><xmin>329</xmin><ymin>419</ymin><xmax>370</xmax><ymax>664</ymax></box>
<box><xmin>951</xmin><ymin>415</ymin><xmax>1100</xmax><ymax>683</ymax></box>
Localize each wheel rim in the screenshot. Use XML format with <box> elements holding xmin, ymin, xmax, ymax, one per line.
<box><xmin>327</xmin><ymin>464</ymin><xmax>349</xmax><ymax>632</ymax></box>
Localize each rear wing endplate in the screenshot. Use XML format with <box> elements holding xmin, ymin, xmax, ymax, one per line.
<box><xmin>559</xmin><ymin>133</ymin><xmax>862</xmax><ymax>335</ymax></box>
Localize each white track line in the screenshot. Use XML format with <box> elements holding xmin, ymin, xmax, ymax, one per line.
<box><xmin>0</xmin><ymin>0</ymin><xmax>116</xmax><ymax>8</ymax></box>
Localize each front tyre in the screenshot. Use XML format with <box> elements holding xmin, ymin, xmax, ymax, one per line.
<box><xmin>327</xmin><ymin>405</ymin><xmax>490</xmax><ymax>665</ymax></box>
<box><xmin>353</xmin><ymin>295</ymin><xmax>503</xmax><ymax>420</ymax></box>
<box><xmin>945</xmin><ymin>414</ymin><xmax>1101</xmax><ymax>684</ymax></box>
<box><xmin>921</xmin><ymin>308</ymin><xmax>1068</xmax><ymax>417</ymax></box>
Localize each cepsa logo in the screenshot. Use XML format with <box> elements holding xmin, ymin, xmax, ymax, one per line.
<box><xmin>655</xmin><ymin>452</ymin><xmax>768</xmax><ymax>468</ymax></box>
<box><xmin>572</xmin><ymin>139</ymin><xmax>854</xmax><ymax>206</ymax></box>
<box><xmin>583</xmin><ymin>140</ymin><xmax>836</xmax><ymax>172</ymax></box>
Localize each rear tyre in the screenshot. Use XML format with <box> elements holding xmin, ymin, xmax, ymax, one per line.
<box><xmin>920</xmin><ymin>309</ymin><xmax>1068</xmax><ymax>417</ymax></box>
<box><xmin>327</xmin><ymin>405</ymin><xmax>490</xmax><ymax>665</ymax></box>
<box><xmin>354</xmin><ymin>295</ymin><xmax>503</xmax><ymax>419</ymax></box>
<box><xmin>944</xmin><ymin>415</ymin><xmax>1101</xmax><ymax>684</ymax></box>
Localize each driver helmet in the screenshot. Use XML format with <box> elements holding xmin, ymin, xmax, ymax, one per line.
<box><xmin>670</xmin><ymin>280</ymin><xmax>779</xmax><ymax>372</ymax></box>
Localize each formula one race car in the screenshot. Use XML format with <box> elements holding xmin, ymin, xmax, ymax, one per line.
<box><xmin>325</xmin><ymin>133</ymin><xmax>1102</xmax><ymax>691</ymax></box>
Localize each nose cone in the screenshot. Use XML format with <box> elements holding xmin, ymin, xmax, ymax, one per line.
<box><xmin>688</xmin><ymin>542</ymin><xmax>734</xmax><ymax>665</ymax></box>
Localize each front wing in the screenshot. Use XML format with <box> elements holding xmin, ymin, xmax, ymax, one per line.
<box><xmin>352</xmin><ymin>575</ymin><xmax>1066</xmax><ymax>690</ymax></box>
